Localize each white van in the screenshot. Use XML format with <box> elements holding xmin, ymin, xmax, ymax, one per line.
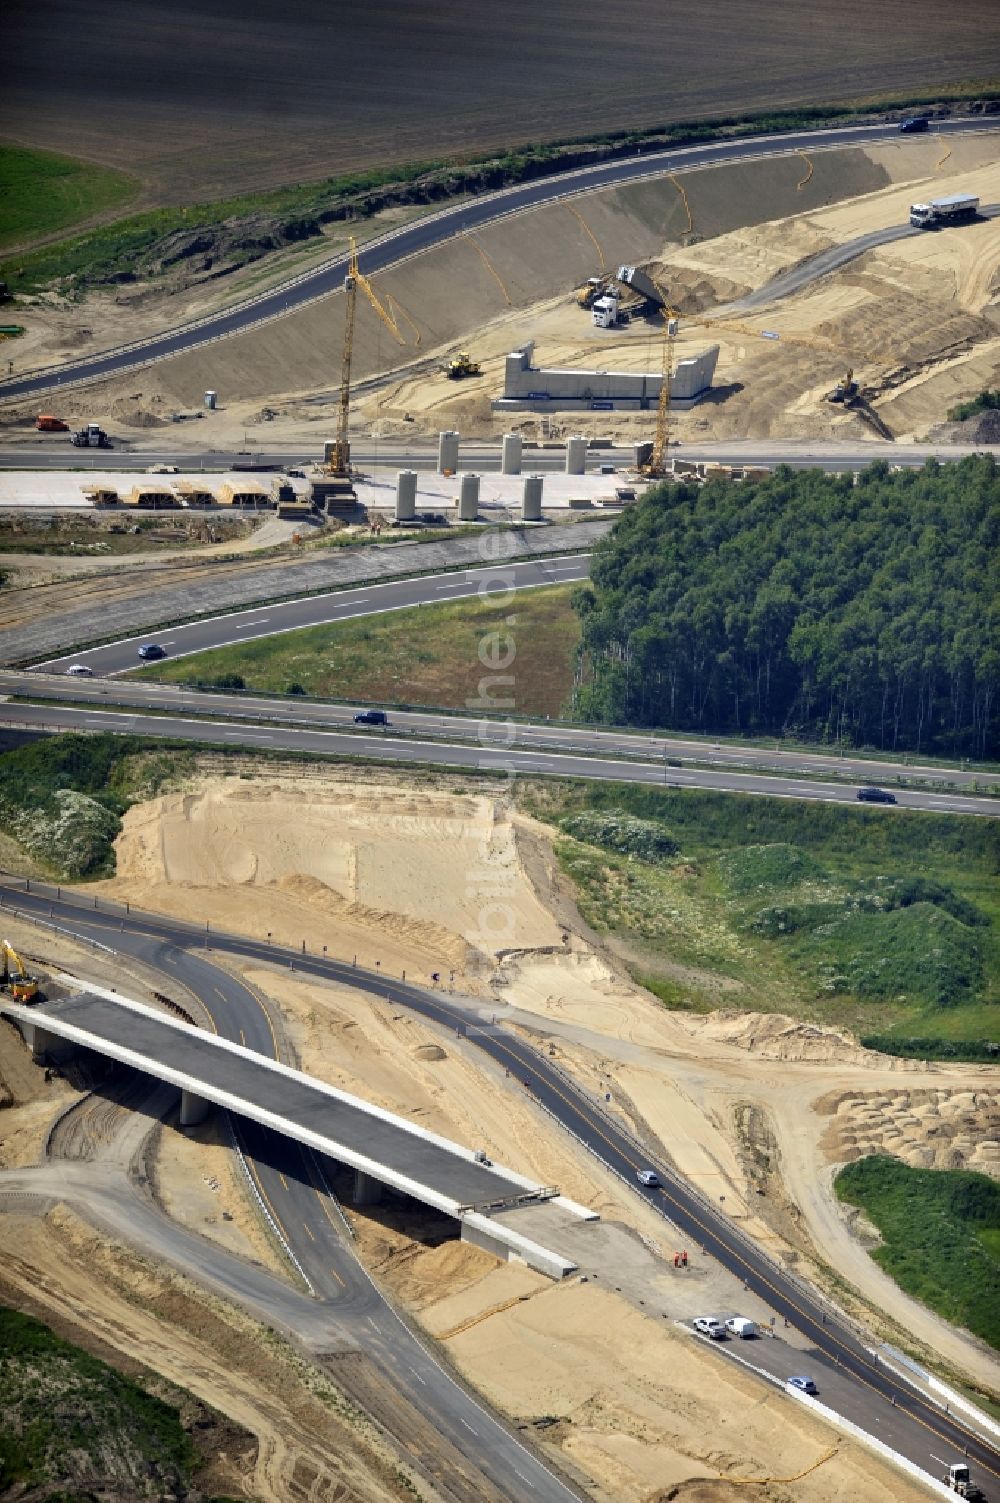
<box><xmin>725</xmin><ymin>1316</ymin><xmax>757</xmax><ymax>1339</ymax></box>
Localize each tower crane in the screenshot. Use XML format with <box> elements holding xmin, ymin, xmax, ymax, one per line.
<box><xmin>328</xmin><ymin>237</ymin><xmax>410</xmax><ymax>476</ymax></box>
<box><xmin>641</xmin><ymin>293</ymin><xmax>679</xmax><ymax>479</ymax></box>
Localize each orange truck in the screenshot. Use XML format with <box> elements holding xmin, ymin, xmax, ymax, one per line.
<box><xmin>36</xmin><ymin>414</ymin><xmax>69</xmax><ymax>432</ymax></box>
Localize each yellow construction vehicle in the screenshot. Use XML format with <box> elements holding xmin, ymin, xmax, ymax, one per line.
<box><xmin>1</xmin><ymin>940</ymin><xmax>39</xmax><ymax>1002</ymax></box>
<box><xmin>446</xmin><ymin>351</ymin><xmax>482</xmax><ymax>380</ymax></box>
<box><xmin>827</xmin><ymin>368</ymin><xmax>860</xmax><ymax>404</ymax></box>
<box><xmin>639</xmin><ymin>301</ymin><xmax>679</xmax><ymax>479</ymax></box>
<box><xmin>328</xmin><ymin>237</ymin><xmax>410</xmax><ymax>477</ymax></box>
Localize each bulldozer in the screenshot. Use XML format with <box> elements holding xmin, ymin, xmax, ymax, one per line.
<box><xmin>445</xmin><ymin>351</ymin><xmax>481</xmax><ymax>380</ymax></box>
<box><xmin>1</xmin><ymin>940</ymin><xmax>39</xmax><ymax>1003</ymax></box>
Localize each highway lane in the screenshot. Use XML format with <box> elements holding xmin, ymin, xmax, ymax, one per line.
<box><xmin>7</xmin><ymin>670</ymin><xmax>988</xmax><ymax>792</ymax></box>
<box><xmin>32</xmin><ymin>555</ymin><xmax>592</xmax><ymax>676</ymax></box>
<box><xmin>3</xmin><ymin>700</ymin><xmax>997</xmax><ymax>816</ymax></box>
<box><xmin>13</xmin><ymin>909</ymin><xmax>584</xmax><ymax>1503</ymax></box>
<box><xmin>0</xmin><ymin>440</ymin><xmax>996</xmax><ymax>473</ymax></box>
<box><xmin>4</xmin><ymin>879</ymin><xmax>998</xmax><ymax>1498</ymax></box>
<box><xmin>2</xmin><ymin>119</ymin><xmax>996</xmax><ymax>402</ymax></box>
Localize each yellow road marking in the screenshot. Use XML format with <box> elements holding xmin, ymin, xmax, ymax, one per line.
<box><xmin>303</xmin><ymin>1221</ymin><xmax>315</xmax><ymax>1242</ymax></box>
<box><xmin>668</xmin><ymin>173</ymin><xmax>694</xmax><ymax>234</ymax></box>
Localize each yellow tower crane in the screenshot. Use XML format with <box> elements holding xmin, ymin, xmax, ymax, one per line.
<box><xmin>642</xmin><ymin>297</ymin><xmax>679</xmax><ymax>479</ymax></box>
<box><xmin>329</xmin><ymin>237</ymin><xmax>411</xmax><ymax>477</ymax></box>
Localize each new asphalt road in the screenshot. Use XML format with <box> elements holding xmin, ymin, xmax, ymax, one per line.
<box><xmin>3</xmin><ymin>879</ymin><xmax>998</xmax><ymax>1499</ymax></box>
<box><xmin>2</xmin><ymin>119</ymin><xmax>997</xmax><ymax>401</ymax></box>
<box><xmin>2</xmin><ymin>894</ymin><xmax>581</xmax><ymax>1503</ymax></box>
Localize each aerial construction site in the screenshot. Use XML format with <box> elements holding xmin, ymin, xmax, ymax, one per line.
<box><xmin>0</xmin><ymin>5</ymin><xmax>999</xmax><ymax>1502</ymax></box>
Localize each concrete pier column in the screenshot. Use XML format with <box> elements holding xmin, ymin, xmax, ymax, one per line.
<box><xmin>522</xmin><ymin>474</ymin><xmax>543</xmax><ymax>522</ymax></box>
<box><xmin>565</xmin><ymin>436</ymin><xmax>587</xmax><ymax>475</ymax></box>
<box><xmin>501</xmin><ymin>433</ymin><xmax>522</xmax><ymax>475</ymax></box>
<box><xmin>395</xmin><ymin>470</ymin><xmax>417</xmax><ymax>522</ymax></box>
<box><xmin>458</xmin><ymin>473</ymin><xmax>480</xmax><ymax>521</ymax></box>
<box><xmin>438</xmin><ymin>430</ymin><xmax>460</xmax><ymax>474</ymax></box>
<box><xmin>23</xmin><ymin>1023</ymin><xmax>64</xmax><ymax>1066</ymax></box>
<box><xmin>179</xmin><ymin>1088</ymin><xmax>210</xmax><ymax>1128</ymax></box>
<box><xmin>353</xmin><ymin>1170</ymin><xmax>384</xmax><ymax>1206</ymax></box>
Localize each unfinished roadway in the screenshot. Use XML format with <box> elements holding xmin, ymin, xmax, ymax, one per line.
<box><xmin>4</xmin><ymin>982</ymin><xmax>589</xmax><ymax>1279</ymax></box>
<box><xmin>3</xmin><ymin>878</ymin><xmax>999</xmax><ymax>1502</ymax></box>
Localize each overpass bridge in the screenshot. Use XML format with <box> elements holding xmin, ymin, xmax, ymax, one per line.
<box><xmin>2</xmin><ymin>983</ymin><xmax>593</xmax><ymax>1278</ymax></box>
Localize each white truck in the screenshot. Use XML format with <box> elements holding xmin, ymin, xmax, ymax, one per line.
<box><xmin>909</xmin><ymin>193</ymin><xmax>979</xmax><ymax>229</ymax></box>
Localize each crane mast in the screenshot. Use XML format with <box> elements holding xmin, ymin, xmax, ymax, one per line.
<box><xmin>330</xmin><ymin>246</ymin><xmax>359</xmax><ymax>476</ymax></box>
<box><xmin>329</xmin><ymin>238</ymin><xmax>410</xmax><ymax>477</ymax></box>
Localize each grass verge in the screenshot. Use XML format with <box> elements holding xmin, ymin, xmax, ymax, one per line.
<box><xmin>525</xmin><ymin>781</ymin><xmax>1000</xmax><ymax>1051</ymax></box>
<box><xmin>0</xmin><ymin>1305</ymin><xmax>238</xmax><ymax>1498</ymax></box>
<box><xmin>0</xmin><ymin>145</ymin><xmax>137</xmax><ymax>252</ymax></box>
<box><xmin>3</xmin><ymin>89</ymin><xmax>996</xmax><ymax>296</ymax></box>
<box><xmin>137</xmin><ymin>583</ymin><xmax>582</xmax><ymax>717</ymax></box>
<box><xmin>834</xmin><ymin>1158</ymin><xmax>1000</xmax><ymax>1352</ymax></box>
<box><xmin>0</xmin><ymin>733</ymin><xmax>194</xmax><ymax>878</ymax></box>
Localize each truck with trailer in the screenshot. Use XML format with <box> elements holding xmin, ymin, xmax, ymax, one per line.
<box><xmin>909</xmin><ymin>193</ymin><xmax>979</xmax><ymax>229</ymax></box>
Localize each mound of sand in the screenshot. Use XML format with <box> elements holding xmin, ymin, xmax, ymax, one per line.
<box><xmin>678</xmin><ymin>1009</ymin><xmax>896</xmax><ymax>1066</ymax></box>
<box><xmin>819</xmin><ymin>1086</ymin><xmax>1000</xmax><ymax>1177</ymax></box>
<box><xmin>97</xmin><ymin>776</ymin><xmax>564</xmax><ymax>987</ymax></box>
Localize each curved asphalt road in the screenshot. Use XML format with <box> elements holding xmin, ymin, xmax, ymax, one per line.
<box><xmin>3</xmin><ymin>878</ymin><xmax>999</xmax><ymax>1499</ymax></box>
<box><xmin>6</xmin><ymin>900</ymin><xmax>583</xmax><ymax>1503</ymax></box>
<box><xmin>2</xmin><ymin>120</ymin><xmax>996</xmax><ymax>402</ymax></box>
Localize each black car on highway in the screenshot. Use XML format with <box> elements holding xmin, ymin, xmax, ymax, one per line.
<box><xmin>856</xmin><ymin>786</ymin><xmax>896</xmax><ymax>804</ymax></box>
<box><xmin>353</xmin><ymin>709</ymin><xmax>388</xmax><ymax>726</ymax></box>
<box><xmin>137</xmin><ymin>643</ymin><xmax>167</xmax><ymax>660</ymax></box>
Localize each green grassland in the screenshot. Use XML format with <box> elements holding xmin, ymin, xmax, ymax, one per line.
<box><xmin>0</xmin><ymin>1306</ymin><xmax>238</xmax><ymax>1498</ymax></box>
<box><xmin>0</xmin><ymin>145</ymin><xmax>137</xmax><ymax>252</ymax></box>
<box><xmin>529</xmin><ymin>782</ymin><xmax>1000</xmax><ymax>1055</ymax></box>
<box><xmin>138</xmin><ymin>584</ymin><xmax>582</xmax><ymax>717</ymax></box>
<box><xmin>834</xmin><ymin>1158</ymin><xmax>1000</xmax><ymax>1351</ymax></box>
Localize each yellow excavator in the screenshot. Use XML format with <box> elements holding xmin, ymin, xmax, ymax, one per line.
<box><xmin>1</xmin><ymin>939</ymin><xmax>39</xmax><ymax>1002</ymax></box>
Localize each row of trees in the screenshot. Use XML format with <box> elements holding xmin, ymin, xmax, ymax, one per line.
<box><xmin>571</xmin><ymin>457</ymin><xmax>998</xmax><ymax>757</ymax></box>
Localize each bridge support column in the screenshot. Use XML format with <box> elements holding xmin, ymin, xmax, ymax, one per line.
<box><xmin>179</xmin><ymin>1088</ymin><xmax>210</xmax><ymax>1128</ymax></box>
<box><xmin>352</xmin><ymin>1170</ymin><xmax>384</xmax><ymax>1206</ymax></box>
<box><xmin>22</xmin><ymin>1022</ymin><xmax>72</xmax><ymax>1066</ymax></box>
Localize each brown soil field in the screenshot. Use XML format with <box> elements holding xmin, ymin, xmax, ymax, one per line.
<box><xmin>3</xmin><ymin>1</ymin><xmax>999</xmax><ymax>204</ymax></box>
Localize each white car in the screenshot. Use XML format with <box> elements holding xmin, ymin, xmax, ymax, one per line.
<box><xmin>693</xmin><ymin>1317</ymin><xmax>726</xmax><ymax>1339</ymax></box>
<box><xmin>65</xmin><ymin>664</ymin><xmax>94</xmax><ymax>677</ymax></box>
<box><xmin>636</xmin><ymin>1169</ymin><xmax>660</xmax><ymax>1188</ymax></box>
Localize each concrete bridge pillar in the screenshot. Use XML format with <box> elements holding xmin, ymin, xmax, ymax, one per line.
<box><xmin>353</xmin><ymin>1170</ymin><xmax>384</xmax><ymax>1206</ymax></box>
<box><xmin>23</xmin><ymin>1023</ymin><xmax>71</xmax><ymax>1066</ymax></box>
<box><xmin>179</xmin><ymin>1088</ymin><xmax>210</xmax><ymax>1128</ymax></box>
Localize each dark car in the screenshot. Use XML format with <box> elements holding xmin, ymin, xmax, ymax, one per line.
<box><xmin>899</xmin><ymin>116</ymin><xmax>929</xmax><ymax>133</ymax></box>
<box><xmin>856</xmin><ymin>786</ymin><xmax>897</xmax><ymax>805</ymax></box>
<box><xmin>137</xmin><ymin>643</ymin><xmax>166</xmax><ymax>660</ymax></box>
<box><xmin>353</xmin><ymin>709</ymin><xmax>388</xmax><ymax>726</ymax></box>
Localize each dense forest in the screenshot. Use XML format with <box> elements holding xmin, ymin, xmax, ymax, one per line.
<box><xmin>571</xmin><ymin>457</ymin><xmax>998</xmax><ymax>756</ymax></box>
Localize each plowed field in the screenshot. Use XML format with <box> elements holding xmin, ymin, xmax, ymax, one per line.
<box><xmin>3</xmin><ymin>0</ymin><xmax>998</xmax><ymax>202</ymax></box>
